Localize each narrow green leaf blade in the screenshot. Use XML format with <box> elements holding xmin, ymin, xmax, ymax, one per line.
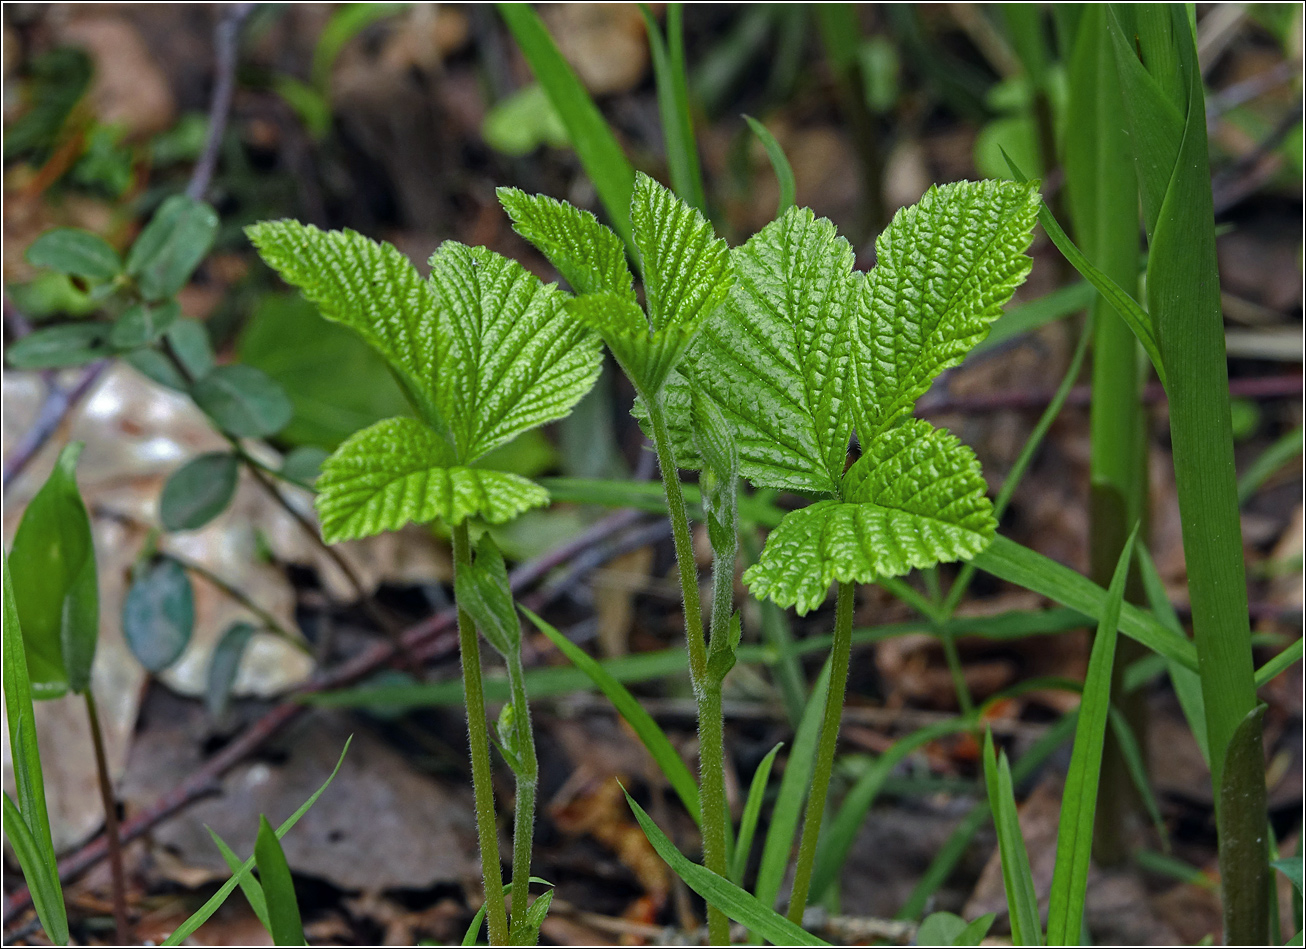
<box><xmin>160</xmin><ymin>452</ymin><xmax>240</xmax><ymax>531</ymax></box>
<box><xmin>207</xmin><ymin>826</ymin><xmax>270</xmax><ymax>931</ymax></box>
<box><xmin>730</xmin><ymin>742</ymin><xmax>783</xmax><ymax>884</ymax></box>
<box><xmin>497</xmin><ymin>188</ymin><xmax>634</xmax><ymax>300</ymax></box>
<box><xmin>315</xmin><ymin>417</ymin><xmax>549</xmax><ymax>542</ymax></box>
<box><xmin>162</xmin><ymin>737</ymin><xmax>351</xmax><ymax>946</ymax></box>
<box><xmin>254</xmin><ymin>814</ymin><xmax>305</xmax><ymax>946</ymax></box>
<box><xmin>1046</xmin><ymin>526</ymin><xmax>1137</xmax><ymax>944</ymax></box>
<box><xmin>26</xmin><ymin>227</ymin><xmax>123</xmax><ymax>281</ymax></box>
<box><xmin>622</xmin><ymin>788</ymin><xmax>829</xmax><ymax>946</ymax></box>
<box><xmin>497</xmin><ymin>3</ymin><xmax>636</xmax><ymax>248</ymax></box>
<box><xmin>2</xmin><ymin>791</ymin><xmax>69</xmax><ymax>945</ymax></box>
<box><xmin>522</xmin><ymin>607</ymin><xmax>700</xmax><ymax>823</ymax></box>
<box><xmin>982</xmin><ymin>730</ymin><xmax>1042</xmax><ymax>946</ymax></box>
<box><xmin>744</xmin><ymin>116</ymin><xmax>796</xmax><ymax>220</ymax></box>
<box><xmin>854</xmin><ymin>178</ymin><xmax>1040</xmax><ymax>439</ymax></box>
<box><xmin>641</xmin><ymin>4</ymin><xmax>706</xmax><ymax>213</ymax></box>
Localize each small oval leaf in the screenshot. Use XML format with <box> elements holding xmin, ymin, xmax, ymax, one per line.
<box><xmin>109</xmin><ymin>300</ymin><xmax>181</xmax><ymax>350</ymax></box>
<box><xmin>191</xmin><ymin>365</ymin><xmax>294</xmax><ymax>438</ymax></box>
<box><xmin>7</xmin><ymin>323</ymin><xmax>112</xmax><ymax>370</ymax></box>
<box><xmin>122</xmin><ymin>558</ymin><xmax>194</xmax><ymax>672</ymax></box>
<box><xmin>125</xmin><ymin>195</ymin><xmax>218</xmax><ymax>301</ymax></box>
<box><xmin>280</xmin><ymin>445</ymin><xmax>329</xmax><ymax>486</ymax></box>
<box><xmin>206</xmin><ymin>622</ymin><xmax>255</xmax><ymax>720</ymax></box>
<box><xmin>26</xmin><ymin>227</ymin><xmax>123</xmax><ymax>281</ymax></box>
<box><xmin>160</xmin><ymin>452</ymin><xmax>240</xmax><ymax>531</ymax></box>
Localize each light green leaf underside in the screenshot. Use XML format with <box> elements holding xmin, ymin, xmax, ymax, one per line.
<box><xmin>567</xmin><ymin>292</ymin><xmax>696</xmax><ymax>395</ymax></box>
<box><xmin>670</xmin><ymin>206</ymin><xmax>856</xmax><ymax>494</ymax></box>
<box><xmin>497</xmin><ymin>188</ymin><xmax>635</xmax><ymax>302</ymax></box>
<box><xmin>631</xmin><ymin>171</ymin><xmax>733</xmax><ymax>333</ymax></box>
<box><xmin>427</xmin><ymin>242</ymin><xmax>603</xmax><ymax>462</ymax></box>
<box><xmin>316</xmin><ymin>418</ymin><xmax>549</xmax><ymax>542</ymax></box>
<box><xmin>744</xmin><ymin>421</ymin><xmax>995</xmax><ymax>614</ymax></box>
<box><xmin>854</xmin><ymin>179</ymin><xmax>1040</xmax><ymax>440</ymax></box>
<box><xmin>245</xmin><ymin>220</ymin><xmax>445</xmax><ymax>424</ymax></box>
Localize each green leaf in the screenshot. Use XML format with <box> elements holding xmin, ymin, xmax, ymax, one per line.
<box><xmin>566</xmin><ymin>292</ymin><xmax>695</xmax><ymax>395</ymax></box>
<box><xmin>497</xmin><ymin>188</ymin><xmax>634</xmax><ymax>300</ymax></box>
<box><xmin>522</xmin><ymin>607</ymin><xmax>700</xmax><ymax>824</ymax></box>
<box><xmin>671</xmin><ymin>206</ymin><xmax>856</xmax><ymax>494</ymax></box>
<box><xmin>206</xmin><ymin>622</ymin><xmax>255</xmax><ymax>721</ymax></box>
<box><xmin>520</xmin><ymin>886</ymin><xmax>555</xmax><ymax>944</ymax></box>
<box><xmin>428</xmin><ymin>242</ymin><xmax>603</xmax><ymax>462</ymax></box>
<box><xmin>1046</xmin><ymin>526</ymin><xmax>1136</xmax><ymax>944</ymax></box>
<box><xmin>122</xmin><ymin>558</ymin><xmax>194</xmax><ymax>672</ymax></box>
<box><xmin>745</xmin><ymin>421</ymin><xmax>995</xmax><ymax>614</ymax></box>
<box><xmin>26</xmin><ymin>227</ymin><xmax>123</xmax><ymax>281</ymax></box>
<box><xmin>1218</xmin><ymin>704</ymin><xmax>1271</xmax><ymax>945</ymax></box>
<box><xmin>127</xmin><ymin>318</ymin><xmax>217</xmax><ymax>391</ymax></box>
<box><xmin>245</xmin><ymin>221</ymin><xmax>447</xmax><ymax>429</ymax></box>
<box><xmin>461</xmin><ymin>878</ymin><xmax>554</xmax><ymax>947</ymax></box>
<box><xmin>730</xmin><ymin>741</ymin><xmax>783</xmax><ymax>885</ymax></box>
<box><xmin>631</xmin><ymin>171</ymin><xmax>731</xmax><ymax>334</ymax></box>
<box><xmin>126</xmin><ymin>195</ymin><xmax>219</xmax><ymax>301</ymax></box>
<box><xmin>455</xmin><ymin>536</ymin><xmax>521</xmax><ymax>659</ymax></box>
<box><xmin>982</xmin><ymin>729</ymin><xmax>1043</xmax><ymax>946</ymax></box>
<box><xmin>280</xmin><ymin>446</ymin><xmax>329</xmax><ymax>487</ymax></box>
<box><xmin>970</xmin><ymin>534</ymin><xmax>1198</xmax><ymax>670</ymax></box>
<box><xmin>919</xmin><ymin>911</ymin><xmax>996</xmax><ymax>946</ymax></box>
<box><xmin>853</xmin><ymin>179</ymin><xmax>1040</xmax><ymax>440</ymax></box>
<box><xmin>109</xmin><ymin>301</ymin><xmax>180</xmax><ymax>350</ymax></box>
<box><xmin>2</xmin><ymin>555</ymin><xmax>68</xmax><ymax>946</ymax></box>
<box><xmin>641</xmin><ymin>4</ymin><xmax>706</xmax><ymax>213</ymax></box>
<box><xmin>9</xmin><ymin>442</ymin><xmax>99</xmax><ymax>697</ymax></box>
<box><xmin>694</xmin><ymin>389</ymin><xmax>740</xmax><ymax>563</ymax></box>
<box><xmin>315</xmin><ymin>418</ymin><xmax>548</xmax><ymax>542</ymax></box>
<box><xmin>6</xmin><ymin>323</ymin><xmax>112</xmax><ymax>370</ymax></box>
<box><xmin>1273</xmin><ymin>857</ymin><xmax>1305</xmax><ymax>896</ymax></box>
<box><xmin>162</xmin><ymin>738</ymin><xmax>351</xmax><ymax>946</ymax></box>
<box><xmin>3</xmin><ymin>791</ymin><xmax>69</xmax><ymax>945</ymax></box>
<box><xmin>192</xmin><ymin>365</ymin><xmax>294</xmax><ymax>439</ymax></box>
<box><xmin>482</xmin><ymin>84</ymin><xmax>569</xmax><ymax>156</ymax></box>
<box><xmin>254</xmin><ymin>814</ymin><xmax>305</xmax><ymax>946</ymax></box>
<box><xmin>208</xmin><ymin>827</ymin><xmax>270</xmax><ymax>931</ymax></box>
<box><xmin>160</xmin><ymin>452</ymin><xmax>240</xmax><ymax>531</ymax></box>
<box><xmin>497</xmin><ymin>2</ymin><xmax>637</xmax><ymax>249</ymax></box>
<box><xmin>237</xmin><ymin>294</ymin><xmax>413</xmax><ymax>450</ymax></box>
<box><xmin>622</xmin><ymin>788</ymin><xmax>829</xmax><ymax>946</ymax></box>
<box><xmin>744</xmin><ymin>115</ymin><xmax>797</xmax><ymax>220</ymax></box>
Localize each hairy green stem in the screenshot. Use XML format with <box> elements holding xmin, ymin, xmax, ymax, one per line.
<box><xmin>452</xmin><ymin>522</ymin><xmax>508</xmax><ymax>946</ymax></box>
<box><xmin>505</xmin><ymin>650</ymin><xmax>539</xmax><ymax>944</ymax></box>
<box><xmin>646</xmin><ymin>390</ymin><xmax>729</xmax><ymax>945</ymax></box>
<box><xmin>85</xmin><ymin>691</ymin><xmax>129</xmax><ymax>945</ymax></box>
<box><xmin>786</xmin><ymin>580</ymin><xmax>855</xmax><ymax>924</ymax></box>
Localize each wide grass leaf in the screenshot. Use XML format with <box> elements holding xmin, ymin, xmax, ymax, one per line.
<box><xmin>853</xmin><ymin>179</ymin><xmax>1039</xmax><ymax>440</ymax></box>
<box><xmin>315</xmin><ymin>418</ymin><xmax>549</xmax><ymax>542</ymax></box>
<box><xmin>254</xmin><ymin>815</ymin><xmax>305</xmax><ymax>946</ymax></box>
<box><xmin>1045</xmin><ymin>526</ymin><xmax>1136</xmax><ymax>944</ymax></box>
<box><xmin>623</xmin><ymin>789</ymin><xmax>829</xmax><ymax>946</ymax></box>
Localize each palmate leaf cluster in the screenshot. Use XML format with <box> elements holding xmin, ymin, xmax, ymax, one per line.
<box><xmin>510</xmin><ymin>175</ymin><xmax>1040</xmax><ymax>615</ymax></box>
<box><xmin>246</xmin><ymin>221</ymin><xmax>603</xmax><ymax>542</ymax></box>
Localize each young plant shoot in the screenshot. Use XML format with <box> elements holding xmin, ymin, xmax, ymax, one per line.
<box><xmin>247</xmin><ymin>220</ymin><xmax>602</xmax><ymax>946</ymax></box>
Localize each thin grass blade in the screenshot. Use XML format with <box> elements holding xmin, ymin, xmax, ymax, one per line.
<box><xmin>254</xmin><ymin>815</ymin><xmax>305</xmax><ymax>946</ymax></box>
<box><xmin>743</xmin><ymin>116</ymin><xmax>796</xmax><ymax>219</ymax></box>
<box><xmin>730</xmin><ymin>741</ymin><xmax>783</xmax><ymax>884</ymax></box>
<box><xmin>2</xmin><ymin>790</ymin><xmax>67</xmax><ymax>945</ymax></box>
<box><xmin>641</xmin><ymin>4</ymin><xmax>706</xmax><ymax>211</ymax></box>
<box><xmin>982</xmin><ymin>729</ymin><xmax>1042</xmax><ymax>945</ymax></box>
<box><xmin>207</xmin><ymin>827</ymin><xmax>270</xmax><ymax>930</ymax></box>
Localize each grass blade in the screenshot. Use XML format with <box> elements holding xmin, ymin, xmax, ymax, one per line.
<box><xmin>754</xmin><ymin>659</ymin><xmax>831</xmax><ymax>910</ymax></box>
<box><xmin>810</xmin><ymin>718</ymin><xmax>972</xmax><ymax>902</ymax></box>
<box><xmin>2</xmin><ymin>792</ymin><xmax>68</xmax><ymax>945</ymax></box>
<box><xmin>743</xmin><ymin>116</ymin><xmax>796</xmax><ymax>219</ymax></box>
<box><xmin>982</xmin><ymin>729</ymin><xmax>1043</xmax><ymax>946</ymax></box>
<box><xmin>1106</xmin><ymin>707</ymin><xmax>1169</xmax><ymax>849</ymax></box>
<box><xmin>498</xmin><ymin>3</ymin><xmax>636</xmax><ymax>250</ymax></box>
<box><xmin>207</xmin><ymin>827</ymin><xmax>270</xmax><ymax>930</ymax></box>
<box><xmin>1046</xmin><ymin>526</ymin><xmax>1137</xmax><ymax>943</ymax></box>
<box><xmin>162</xmin><ymin>737</ymin><xmax>351</xmax><ymax>946</ymax></box>
<box><xmin>254</xmin><ymin>815</ymin><xmax>305</xmax><ymax>946</ymax></box>
<box><xmin>1238</xmin><ymin>426</ymin><xmax>1303</xmax><ymax>506</ymax></box>
<box><xmin>641</xmin><ymin>4</ymin><xmax>706</xmax><ymax>212</ymax></box>
<box><xmin>731</xmin><ymin>742</ymin><xmax>783</xmax><ymax>884</ymax></box>
<box><xmin>462</xmin><ymin>877</ymin><xmax>553</xmax><ymax>946</ymax></box>
<box><xmin>970</xmin><ymin>535</ymin><xmax>1195</xmax><ymax>669</ymax></box>
<box><xmin>622</xmin><ymin>787</ymin><xmax>829</xmax><ymax>946</ymax></box>
<box><xmin>1255</xmin><ymin>639</ymin><xmax>1303</xmax><ymax>689</ymax></box>
<box><xmin>521</xmin><ymin>607</ymin><xmax>700</xmax><ymax>824</ymax></box>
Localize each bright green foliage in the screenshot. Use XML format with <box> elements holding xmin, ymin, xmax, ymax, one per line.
<box><xmin>9</xmin><ymin>443</ymin><xmax>99</xmax><ymax>697</ymax></box>
<box><xmin>853</xmin><ymin>179</ymin><xmax>1040</xmax><ymax>440</ymax></box>
<box><xmin>248</xmin><ymin>221</ymin><xmax>601</xmax><ymax>542</ymax></box>
<box><xmin>497</xmin><ymin>188</ymin><xmax>634</xmax><ymax>300</ymax></box>
<box><xmin>315</xmin><ymin>418</ymin><xmax>549</xmax><ymax>543</ymax></box>
<box><xmin>254</xmin><ymin>815</ymin><xmax>305</xmax><ymax>946</ymax></box>
<box><xmin>983</xmin><ymin>729</ymin><xmax>1043</xmax><ymax>946</ymax></box>
<box><xmin>453</xmin><ymin>536</ymin><xmax>522</xmax><ymax>659</ymax></box>
<box><xmin>655</xmin><ymin>180</ymin><xmax>1039</xmax><ymax>614</ymax></box>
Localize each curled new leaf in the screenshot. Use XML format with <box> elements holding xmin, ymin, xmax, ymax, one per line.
<box><xmin>315</xmin><ymin>418</ymin><xmax>549</xmax><ymax>542</ymax></box>
<box><xmin>454</xmin><ymin>535</ymin><xmax>521</xmax><ymax>659</ymax></box>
